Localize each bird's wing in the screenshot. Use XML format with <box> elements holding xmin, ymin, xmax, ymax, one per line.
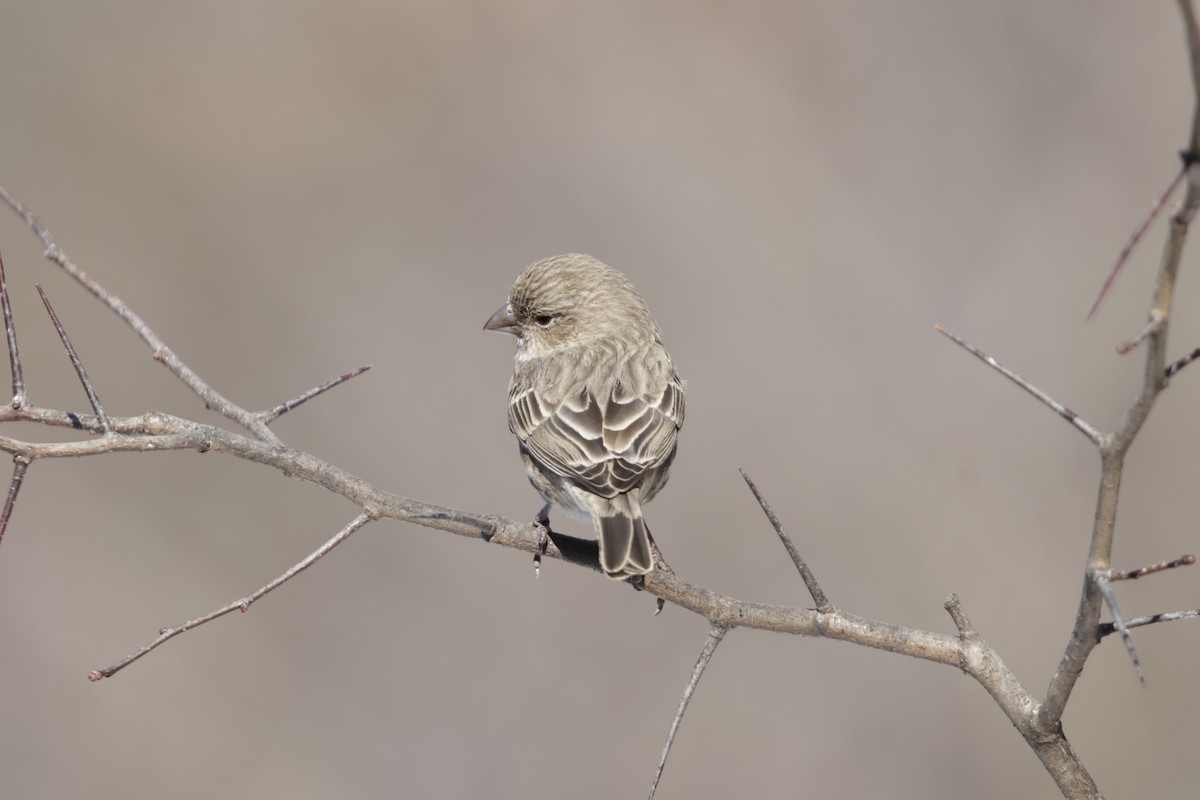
<box><xmin>509</xmin><ymin>366</ymin><xmax>684</xmax><ymax>499</ymax></box>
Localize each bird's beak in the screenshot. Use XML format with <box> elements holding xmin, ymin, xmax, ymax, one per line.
<box><xmin>483</xmin><ymin>304</ymin><xmax>521</xmax><ymax>336</ymax></box>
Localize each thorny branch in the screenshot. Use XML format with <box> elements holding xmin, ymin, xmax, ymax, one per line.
<box><xmin>648</xmin><ymin>623</ymin><xmax>727</xmax><ymax>800</ymax></box>
<box><xmin>87</xmin><ymin>512</ymin><xmax>373</xmax><ymax>680</ymax></box>
<box><xmin>36</xmin><ymin>285</ymin><xmax>110</xmax><ymax>433</ymax></box>
<box><xmin>0</xmin><ymin>206</ymin><xmax>1092</xmax><ymax>800</ymax></box>
<box><xmin>1087</xmin><ymin>163</ymin><xmax>1186</xmax><ymax>322</ymax></box>
<box><xmin>931</xmin><ymin>5</ymin><xmax>1200</xmax><ymax>795</ymax></box>
<box><xmin>0</xmin><ymin>188</ymin><xmax>1083</xmax><ymax>793</ymax></box>
<box><xmin>1108</xmin><ymin>553</ymin><xmax>1195</xmax><ymax>580</ymax></box>
<box><xmin>260</xmin><ymin>364</ymin><xmax>372</xmax><ymax>424</ymax></box>
<box><xmin>0</xmin><ymin>252</ymin><xmax>24</xmax><ymax>407</ymax></box>
<box><xmin>1034</xmin><ymin>0</ymin><xmax>1200</xmax><ymax>740</ymax></box>
<box><xmin>0</xmin><ymin>5</ymin><xmax>1198</xmax><ymax>798</ymax></box>
<box><xmin>0</xmin><ymin>183</ymin><xmax>284</xmax><ymax>445</ymax></box>
<box><xmin>932</xmin><ymin>325</ymin><xmax>1102</xmax><ymax>445</ymax></box>
<box><xmin>739</xmin><ymin>468</ymin><xmax>832</xmax><ymax>613</ymax></box>
<box><xmin>1165</xmin><ymin>345</ymin><xmax>1200</xmax><ymax>377</ymax></box>
<box><xmin>0</xmin><ymin>454</ymin><xmax>29</xmax><ymax>547</ymax></box>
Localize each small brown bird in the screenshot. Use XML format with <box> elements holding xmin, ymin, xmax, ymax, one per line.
<box><xmin>484</xmin><ymin>254</ymin><xmax>685</xmax><ymax>578</ymax></box>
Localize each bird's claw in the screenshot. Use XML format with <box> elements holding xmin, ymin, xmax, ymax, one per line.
<box><xmin>532</xmin><ymin>503</ymin><xmax>551</xmax><ymax>578</ymax></box>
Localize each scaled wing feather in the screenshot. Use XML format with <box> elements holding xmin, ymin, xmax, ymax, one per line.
<box><xmin>510</xmin><ymin>358</ymin><xmax>684</xmax><ymax>499</ymax></box>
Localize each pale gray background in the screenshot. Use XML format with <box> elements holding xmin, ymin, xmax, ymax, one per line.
<box><xmin>0</xmin><ymin>2</ymin><xmax>1196</xmax><ymax>798</ymax></box>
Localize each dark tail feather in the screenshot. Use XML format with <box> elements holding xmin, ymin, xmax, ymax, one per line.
<box><xmin>596</xmin><ymin>493</ymin><xmax>653</xmax><ymax>578</ymax></box>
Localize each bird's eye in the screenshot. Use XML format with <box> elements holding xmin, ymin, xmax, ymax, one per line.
<box><xmin>534</xmin><ymin>314</ymin><xmax>553</xmax><ymax>326</ymax></box>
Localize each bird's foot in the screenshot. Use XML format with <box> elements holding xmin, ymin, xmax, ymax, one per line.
<box><xmin>648</xmin><ymin>533</ymin><xmax>674</xmax><ymax>575</ymax></box>
<box><xmin>532</xmin><ymin>503</ymin><xmax>552</xmax><ymax>577</ymax></box>
<box><xmin>624</xmin><ymin>573</ymin><xmax>666</xmax><ymax>616</ymax></box>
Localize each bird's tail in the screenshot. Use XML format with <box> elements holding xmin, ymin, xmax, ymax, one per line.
<box><xmin>595</xmin><ymin>493</ymin><xmax>654</xmax><ymax>579</ymax></box>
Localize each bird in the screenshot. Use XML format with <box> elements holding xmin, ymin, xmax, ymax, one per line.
<box><xmin>484</xmin><ymin>254</ymin><xmax>685</xmax><ymax>579</ymax></box>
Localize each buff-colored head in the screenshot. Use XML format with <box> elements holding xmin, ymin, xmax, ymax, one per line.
<box><xmin>484</xmin><ymin>254</ymin><xmax>660</xmax><ymax>359</ymax></box>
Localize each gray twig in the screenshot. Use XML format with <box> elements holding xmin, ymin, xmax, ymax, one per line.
<box><xmin>1165</xmin><ymin>346</ymin><xmax>1200</xmax><ymax>378</ymax></box>
<box><xmin>1094</xmin><ymin>575</ymin><xmax>1144</xmax><ymax>683</ymax></box>
<box><xmin>0</xmin><ymin>252</ymin><xmax>24</xmax><ymax>408</ymax></box>
<box><xmin>944</xmin><ymin>593</ymin><xmax>976</xmax><ymax>638</ymax></box>
<box><xmin>1116</xmin><ymin>316</ymin><xmax>1164</xmax><ymax>356</ymax></box>
<box><xmin>739</xmin><ymin>468</ymin><xmax>832</xmax><ymax>612</ymax></box>
<box><xmin>36</xmin><ymin>285</ymin><xmax>111</xmax><ymax>434</ymax></box>
<box><xmin>0</xmin><ymin>184</ymin><xmax>283</xmax><ymax>445</ymax></box>
<box><xmin>0</xmin><ymin>454</ymin><xmax>30</xmax><ymax>548</ymax></box>
<box><xmin>648</xmin><ymin>623</ymin><xmax>728</xmax><ymax>800</ymax></box>
<box><xmin>1107</xmin><ymin>554</ymin><xmax>1195</xmax><ymax>581</ymax></box>
<box><xmin>259</xmin><ymin>365</ymin><xmax>372</xmax><ymax>424</ymax></box>
<box><xmin>1099</xmin><ymin>608</ymin><xmax>1200</xmax><ymax>637</ymax></box>
<box><xmin>1088</xmin><ymin>163</ymin><xmax>1186</xmax><ymax>320</ymax></box>
<box><xmin>88</xmin><ymin>512</ymin><xmax>373</xmax><ymax>680</ymax></box>
<box><xmin>932</xmin><ymin>325</ymin><xmax>1102</xmax><ymax>445</ymax></box>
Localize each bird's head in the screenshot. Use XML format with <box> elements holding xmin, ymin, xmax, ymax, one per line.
<box><xmin>484</xmin><ymin>253</ymin><xmax>659</xmax><ymax>360</ymax></box>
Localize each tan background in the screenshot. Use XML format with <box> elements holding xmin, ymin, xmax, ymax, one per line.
<box><xmin>0</xmin><ymin>2</ymin><xmax>1196</xmax><ymax>798</ymax></box>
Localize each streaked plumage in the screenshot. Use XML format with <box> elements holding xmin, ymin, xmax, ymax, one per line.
<box><xmin>485</xmin><ymin>254</ymin><xmax>684</xmax><ymax>578</ymax></box>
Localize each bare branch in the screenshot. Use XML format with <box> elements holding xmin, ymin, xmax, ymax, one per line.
<box><xmin>1182</xmin><ymin>0</ymin><xmax>1200</xmax><ymax>152</ymax></box>
<box><xmin>1099</xmin><ymin>608</ymin><xmax>1200</xmax><ymax>638</ymax></box>
<box><xmin>943</xmin><ymin>593</ymin><xmax>976</xmax><ymax>640</ymax></box>
<box><xmin>0</xmin><ymin>411</ymin><xmax>968</xmax><ymax>650</ymax></box>
<box><xmin>1044</xmin><ymin>169</ymin><xmax>1200</xmax><ymax>722</ymax></box>
<box><xmin>0</xmin><ymin>455</ymin><xmax>30</xmax><ymax>548</ymax></box>
<box><xmin>1041</xmin><ymin>458</ymin><xmax>1116</xmax><ymax>729</ymax></box>
<box><xmin>1094</xmin><ymin>575</ymin><xmax>1144</xmax><ymax>683</ymax></box>
<box><xmin>0</xmin><ymin>252</ymin><xmax>25</xmax><ymax>408</ymax></box>
<box><xmin>36</xmin><ymin>285</ymin><xmax>111</xmax><ymax>434</ymax></box>
<box><xmin>1088</xmin><ymin>163</ymin><xmax>1186</xmax><ymax>320</ymax></box>
<box><xmin>648</xmin><ymin>623</ymin><xmax>727</xmax><ymax>800</ymax></box>
<box><xmin>1041</xmin><ymin>1</ymin><xmax>1200</xmax><ymax>729</ymax></box>
<box><xmin>1107</xmin><ymin>553</ymin><xmax>1195</xmax><ymax>581</ymax></box>
<box><xmin>88</xmin><ymin>512</ymin><xmax>373</xmax><ymax>680</ymax></box>
<box><xmin>11</xmin><ymin>401</ymin><xmax>1085</xmax><ymax>791</ymax></box>
<box><xmin>932</xmin><ymin>325</ymin><xmax>1103</xmax><ymax>445</ymax></box>
<box><xmin>935</xmin><ymin>592</ymin><xmax>1099</xmax><ymax>796</ymax></box>
<box><xmin>1037</xmin><ymin>0</ymin><xmax>1200</xmax><ymax>723</ymax></box>
<box><xmin>0</xmin><ymin>384</ymin><xmax>1101</xmax><ymax>790</ymax></box>
<box><xmin>0</xmin><ymin>184</ymin><xmax>283</xmax><ymax>445</ymax></box>
<box><xmin>1115</xmin><ymin>316</ymin><xmax>1163</xmax><ymax>356</ymax></box>
<box><xmin>1165</xmin><ymin>346</ymin><xmax>1200</xmax><ymax>378</ymax></box>
<box><xmin>739</xmin><ymin>468</ymin><xmax>832</xmax><ymax>612</ymax></box>
<box><xmin>259</xmin><ymin>365</ymin><xmax>371</xmax><ymax>424</ymax></box>
<box><xmin>943</xmin><ymin>595</ymin><xmax>976</xmax><ymax>682</ymax></box>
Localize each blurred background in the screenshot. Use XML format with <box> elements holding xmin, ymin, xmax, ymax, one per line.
<box><xmin>0</xmin><ymin>2</ymin><xmax>1196</xmax><ymax>798</ymax></box>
